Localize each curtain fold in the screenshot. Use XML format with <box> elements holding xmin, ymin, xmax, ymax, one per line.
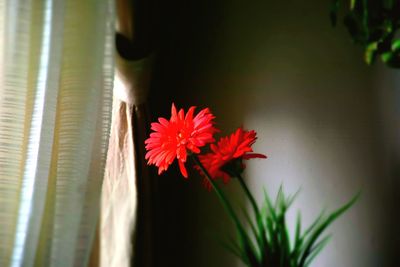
<box><xmin>100</xmin><ymin>0</ymin><xmax>156</xmax><ymax>264</ymax></box>
<box><xmin>101</xmin><ymin>50</ymin><xmax>154</xmax><ymax>267</ymax></box>
<box><xmin>0</xmin><ymin>0</ymin><xmax>115</xmax><ymax>266</ymax></box>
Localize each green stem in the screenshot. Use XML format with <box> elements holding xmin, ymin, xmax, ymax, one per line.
<box><xmin>362</xmin><ymin>0</ymin><xmax>369</xmax><ymax>39</ymax></box>
<box><xmin>235</xmin><ymin>172</ymin><xmax>266</xmax><ymax>262</ymax></box>
<box><xmin>236</xmin><ymin>173</ymin><xmax>260</xmax><ymax>217</ymax></box>
<box><xmin>192</xmin><ymin>155</ymin><xmax>259</xmax><ymax>266</ymax></box>
<box><xmin>192</xmin><ymin>155</ymin><xmax>262</xmax><ymax>266</ymax></box>
<box><xmin>191</xmin><ymin>155</ymin><xmax>239</xmax><ymax>225</ymax></box>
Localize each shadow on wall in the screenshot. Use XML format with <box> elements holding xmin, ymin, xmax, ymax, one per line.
<box><xmin>148</xmin><ymin>0</ymin><xmax>397</xmax><ymax>266</ymax></box>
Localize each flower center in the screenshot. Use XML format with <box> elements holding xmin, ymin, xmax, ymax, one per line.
<box><xmin>177</xmin><ymin>131</ymin><xmax>187</xmax><ymax>145</ymax></box>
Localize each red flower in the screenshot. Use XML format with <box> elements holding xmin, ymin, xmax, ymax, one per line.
<box><xmin>145</xmin><ymin>103</ymin><xmax>218</xmax><ymax>178</ymax></box>
<box><xmin>197</xmin><ymin>127</ymin><xmax>266</xmax><ymax>188</ymax></box>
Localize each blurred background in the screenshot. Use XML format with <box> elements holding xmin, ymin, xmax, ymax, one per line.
<box><xmin>147</xmin><ymin>0</ymin><xmax>399</xmax><ymax>266</ymax></box>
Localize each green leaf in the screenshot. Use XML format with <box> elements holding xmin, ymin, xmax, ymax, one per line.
<box><xmin>263</xmin><ymin>188</ymin><xmax>277</xmax><ymax>221</ymax></box>
<box><xmin>361</xmin><ymin>0</ymin><xmax>370</xmax><ymax>40</ymax></box>
<box><xmin>241</xmin><ymin>205</ymin><xmax>264</xmax><ymax>257</ymax></box>
<box><xmin>381</xmin><ymin>50</ymin><xmax>394</xmax><ymax>63</ymax></box>
<box><xmin>365</xmin><ymin>42</ymin><xmax>378</xmax><ymax>65</ymax></box>
<box><xmin>241</xmin><ymin>205</ymin><xmax>259</xmax><ymax>240</ymax></box>
<box><xmin>391</xmin><ymin>39</ymin><xmax>400</xmax><ymax>53</ymax></box>
<box><xmin>238</xmin><ymin>226</ymin><xmax>261</xmax><ymax>266</ymax></box>
<box><xmin>256</xmin><ymin>216</ymin><xmax>267</xmax><ymax>263</ymax></box>
<box><xmin>350</xmin><ymin>0</ymin><xmax>357</xmax><ymax>9</ymax></box>
<box><xmin>330</xmin><ymin>0</ymin><xmax>340</xmax><ymax>26</ymax></box>
<box><xmin>298</xmin><ymin>193</ymin><xmax>360</xmax><ymax>267</ymax></box>
<box><xmin>266</xmin><ymin>216</ymin><xmax>277</xmax><ymax>250</ymax></box>
<box><xmin>294</xmin><ymin>212</ymin><xmax>302</xmax><ymax>249</ymax></box>
<box><xmin>304</xmin><ymin>235</ymin><xmax>332</xmax><ymax>267</ymax></box>
<box><xmin>302</xmin><ymin>210</ymin><xmax>326</xmax><ymax>239</ymax></box>
<box><xmin>245</xmin><ymin>244</ymin><xmax>261</xmax><ymax>267</ymax></box>
<box><xmin>275</xmin><ymin>185</ymin><xmax>285</xmax><ymax>211</ymax></box>
<box><xmin>278</xmin><ymin>215</ymin><xmax>291</xmax><ymax>267</ymax></box>
<box><xmin>286</xmin><ymin>188</ymin><xmax>301</xmax><ymax>209</ymax></box>
<box><xmin>220</xmin><ymin>238</ymin><xmax>244</xmax><ymax>261</ymax></box>
<box><xmin>291</xmin><ymin>212</ymin><xmax>303</xmax><ymax>261</ymax></box>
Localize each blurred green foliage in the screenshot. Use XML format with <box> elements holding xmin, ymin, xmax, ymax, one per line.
<box><xmin>194</xmin><ymin>154</ymin><xmax>359</xmax><ymax>267</ymax></box>
<box><xmin>222</xmin><ymin>186</ymin><xmax>358</xmax><ymax>267</ymax></box>
<box><xmin>331</xmin><ymin>0</ymin><xmax>400</xmax><ymax>67</ymax></box>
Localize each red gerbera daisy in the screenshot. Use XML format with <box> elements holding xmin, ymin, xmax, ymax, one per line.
<box><xmin>145</xmin><ymin>103</ymin><xmax>218</xmax><ymax>178</ymax></box>
<box><xmin>197</xmin><ymin>127</ymin><xmax>266</xmax><ymax>188</ymax></box>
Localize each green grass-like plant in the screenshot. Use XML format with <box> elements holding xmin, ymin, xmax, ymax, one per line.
<box><xmin>193</xmin><ymin>155</ymin><xmax>358</xmax><ymax>267</ymax></box>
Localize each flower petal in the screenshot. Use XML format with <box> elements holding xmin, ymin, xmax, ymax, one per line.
<box><xmin>243</xmin><ymin>153</ymin><xmax>267</xmax><ymax>159</ymax></box>
<box><xmin>178</xmin><ymin>160</ymin><xmax>188</xmax><ymax>178</ymax></box>
<box><xmin>145</xmin><ymin>103</ymin><xmax>217</xmax><ymax>179</ymax></box>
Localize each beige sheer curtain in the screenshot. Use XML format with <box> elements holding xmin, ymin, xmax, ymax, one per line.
<box><xmin>101</xmin><ymin>55</ymin><xmax>153</xmax><ymax>267</ymax></box>
<box><xmin>101</xmin><ymin>0</ymin><xmax>154</xmax><ymax>266</ymax></box>
<box><xmin>0</xmin><ymin>0</ymin><xmax>114</xmax><ymax>266</ymax></box>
